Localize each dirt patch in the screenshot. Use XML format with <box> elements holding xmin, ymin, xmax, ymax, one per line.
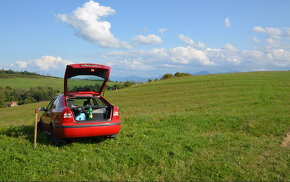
<box><xmin>282</xmin><ymin>132</ymin><xmax>290</xmax><ymax>148</ymax></box>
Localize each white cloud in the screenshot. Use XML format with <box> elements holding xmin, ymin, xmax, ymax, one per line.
<box><xmin>253</xmin><ymin>26</ymin><xmax>282</xmax><ymax>39</ymax></box>
<box><xmin>15</xmin><ymin>61</ymin><xmax>27</xmax><ymax>69</ymax></box>
<box><xmin>196</xmin><ymin>42</ymin><xmax>206</xmax><ymax>49</ymax></box>
<box><xmin>158</xmin><ymin>28</ymin><xmax>167</xmax><ymax>35</ymax></box>
<box><xmin>253</xmin><ymin>26</ymin><xmax>290</xmax><ymax>51</ymax></box>
<box><xmin>9</xmin><ymin>25</ymin><xmax>289</xmax><ymax>79</ymax></box>
<box><xmin>270</xmin><ymin>49</ymin><xmax>290</xmax><ymax>66</ymax></box>
<box><xmin>99</xmin><ymin>29</ymin><xmax>290</xmax><ymax>78</ymax></box>
<box><xmin>266</xmin><ymin>38</ymin><xmax>275</xmax><ymax>45</ymax></box>
<box><xmin>265</xmin><ymin>28</ymin><xmax>282</xmax><ymax>39</ymax></box>
<box><xmin>163</xmin><ymin>64</ymin><xmax>178</xmax><ymax>68</ymax></box>
<box><xmin>222</xmin><ymin>43</ymin><xmax>239</xmax><ymax>52</ymax></box>
<box><xmin>266</xmin><ymin>53</ymin><xmax>273</xmax><ymax>59</ymax></box>
<box><xmin>34</xmin><ymin>56</ymin><xmax>73</xmax><ymax>71</ymax></box>
<box><xmin>133</xmin><ymin>34</ymin><xmax>162</xmax><ymax>45</ymax></box>
<box><xmin>105</xmin><ymin>30</ymin><xmax>289</xmax><ymax>73</ymax></box>
<box><xmin>241</xmin><ymin>50</ymin><xmax>263</xmax><ymax>59</ymax></box>
<box><xmin>286</xmin><ymin>28</ymin><xmax>290</xmax><ymax>39</ymax></box>
<box><xmin>205</xmin><ymin>47</ymin><xmax>241</xmax><ymax>64</ymax></box>
<box><xmin>253</xmin><ymin>36</ymin><xmax>260</xmax><ymax>43</ymax></box>
<box><xmin>169</xmin><ymin>46</ymin><xmax>214</xmax><ymax>65</ymax></box>
<box><xmin>15</xmin><ymin>56</ymin><xmax>73</xmax><ymax>71</ymax></box>
<box><xmin>225</xmin><ymin>18</ymin><xmax>231</xmax><ymax>28</ymax></box>
<box><xmin>104</xmin><ymin>44</ymin><xmax>214</xmax><ymax>68</ymax></box>
<box><xmin>179</xmin><ymin>34</ymin><xmax>194</xmax><ymax>47</ymax></box>
<box><xmin>170</xmin><ymin>46</ymin><xmax>214</xmax><ymax>65</ymax></box>
<box><xmin>253</xmin><ymin>26</ymin><xmax>264</xmax><ymax>32</ymax></box>
<box><xmin>179</xmin><ymin>34</ymin><xmax>206</xmax><ymax>49</ymax></box>
<box><xmin>57</xmin><ymin>1</ymin><xmax>132</xmax><ymax>49</ymax></box>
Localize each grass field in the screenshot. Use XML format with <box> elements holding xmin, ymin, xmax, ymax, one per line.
<box><xmin>0</xmin><ymin>76</ymin><xmax>124</xmax><ymax>91</ymax></box>
<box><xmin>0</xmin><ymin>71</ymin><xmax>289</xmax><ymax>181</ymax></box>
<box><xmin>0</xmin><ymin>77</ymin><xmax>64</xmax><ymax>90</ymax></box>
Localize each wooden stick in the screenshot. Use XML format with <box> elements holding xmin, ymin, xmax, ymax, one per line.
<box><xmin>34</xmin><ymin>108</ymin><xmax>38</xmax><ymax>150</ymax></box>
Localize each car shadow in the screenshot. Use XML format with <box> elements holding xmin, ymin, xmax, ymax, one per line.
<box><xmin>0</xmin><ymin>125</ymin><xmax>108</xmax><ymax>147</ymax></box>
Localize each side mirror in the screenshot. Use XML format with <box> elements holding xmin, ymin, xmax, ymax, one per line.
<box><xmin>39</xmin><ymin>107</ymin><xmax>46</xmax><ymax>111</ymax></box>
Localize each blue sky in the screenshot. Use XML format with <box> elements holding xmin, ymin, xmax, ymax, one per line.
<box><xmin>0</xmin><ymin>0</ymin><xmax>289</xmax><ymax>80</ymax></box>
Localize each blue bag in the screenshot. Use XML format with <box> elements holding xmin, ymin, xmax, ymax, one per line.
<box><xmin>76</xmin><ymin>113</ymin><xmax>86</xmax><ymax>121</ymax></box>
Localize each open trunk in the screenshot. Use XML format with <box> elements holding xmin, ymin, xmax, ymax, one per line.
<box><xmin>66</xmin><ymin>96</ymin><xmax>112</xmax><ymax>122</ymax></box>
<box><xmin>64</xmin><ymin>63</ymin><xmax>111</xmax><ymax>96</ymax></box>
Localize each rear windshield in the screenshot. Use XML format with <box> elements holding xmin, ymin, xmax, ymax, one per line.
<box><xmin>66</xmin><ymin>96</ymin><xmax>107</xmax><ymax>107</ymax></box>
<box><xmin>67</xmin><ymin>75</ymin><xmax>105</xmax><ymax>93</ymax></box>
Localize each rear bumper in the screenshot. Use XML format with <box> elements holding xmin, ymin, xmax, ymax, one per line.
<box><xmin>54</xmin><ymin>122</ymin><xmax>121</xmax><ymax>139</ymax></box>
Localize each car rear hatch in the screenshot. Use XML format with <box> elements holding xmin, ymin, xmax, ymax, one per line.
<box><xmin>64</xmin><ymin>63</ymin><xmax>111</xmax><ymax>96</ymax></box>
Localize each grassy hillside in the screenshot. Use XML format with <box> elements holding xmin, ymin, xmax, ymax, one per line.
<box><xmin>0</xmin><ymin>77</ymin><xmax>64</xmax><ymax>90</ymax></box>
<box><xmin>0</xmin><ymin>71</ymin><xmax>289</xmax><ymax>181</ymax></box>
<box><xmin>0</xmin><ymin>69</ymin><xmax>64</xmax><ymax>90</ymax></box>
<box><xmin>0</xmin><ymin>77</ymin><xmax>127</xmax><ymax>91</ymax></box>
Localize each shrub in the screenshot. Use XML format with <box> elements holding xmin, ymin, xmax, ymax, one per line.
<box><xmin>174</xmin><ymin>72</ymin><xmax>191</xmax><ymax>77</ymax></box>
<box><xmin>124</xmin><ymin>81</ymin><xmax>133</xmax><ymax>87</ymax></box>
<box><xmin>161</xmin><ymin>73</ymin><xmax>173</xmax><ymax>80</ymax></box>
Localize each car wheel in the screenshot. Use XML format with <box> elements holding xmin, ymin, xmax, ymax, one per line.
<box><xmin>37</xmin><ymin>121</ymin><xmax>43</xmax><ymax>132</ymax></box>
<box><xmin>50</xmin><ymin>123</ymin><xmax>62</xmax><ymax>145</ymax></box>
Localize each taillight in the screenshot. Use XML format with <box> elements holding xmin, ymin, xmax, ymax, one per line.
<box><xmin>62</xmin><ymin>107</ymin><xmax>74</xmax><ymax>123</ymax></box>
<box><xmin>63</xmin><ymin>113</ymin><xmax>72</xmax><ymax>118</ymax></box>
<box><xmin>112</xmin><ymin>107</ymin><xmax>120</xmax><ymax>119</ymax></box>
<box><xmin>113</xmin><ymin>111</ymin><xmax>119</xmax><ymax>116</ymax></box>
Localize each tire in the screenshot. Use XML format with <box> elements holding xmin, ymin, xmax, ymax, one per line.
<box><xmin>37</xmin><ymin>121</ymin><xmax>43</xmax><ymax>132</ymax></box>
<box><xmin>50</xmin><ymin>123</ymin><xmax>62</xmax><ymax>145</ymax></box>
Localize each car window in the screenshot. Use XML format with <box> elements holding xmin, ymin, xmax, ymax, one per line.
<box><xmin>73</xmin><ymin>98</ymin><xmax>92</xmax><ymax>106</ymax></box>
<box><xmin>51</xmin><ymin>97</ymin><xmax>60</xmax><ymax>110</ymax></box>
<box><xmin>46</xmin><ymin>98</ymin><xmax>56</xmax><ymax>110</ymax></box>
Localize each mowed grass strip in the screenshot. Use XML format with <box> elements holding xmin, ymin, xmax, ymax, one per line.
<box><xmin>0</xmin><ymin>71</ymin><xmax>289</xmax><ymax>181</ymax></box>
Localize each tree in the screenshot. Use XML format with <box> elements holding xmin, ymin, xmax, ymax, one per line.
<box><xmin>113</xmin><ymin>84</ymin><xmax>120</xmax><ymax>90</ymax></box>
<box><xmin>4</xmin><ymin>86</ymin><xmax>13</xmax><ymax>102</ymax></box>
<box><xmin>124</xmin><ymin>81</ymin><xmax>133</xmax><ymax>87</ymax></box>
<box><xmin>0</xmin><ymin>90</ymin><xmax>5</xmax><ymax>106</ymax></box>
<box><xmin>161</xmin><ymin>73</ymin><xmax>173</xmax><ymax>80</ymax></box>
<box><xmin>174</xmin><ymin>72</ymin><xmax>181</xmax><ymax>77</ymax></box>
<box><xmin>23</xmin><ymin>97</ymin><xmax>37</xmax><ymax>104</ymax></box>
<box><xmin>174</xmin><ymin>72</ymin><xmax>191</xmax><ymax>77</ymax></box>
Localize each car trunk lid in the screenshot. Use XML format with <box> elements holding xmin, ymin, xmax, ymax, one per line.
<box><xmin>64</xmin><ymin>63</ymin><xmax>110</xmax><ymax>96</ymax></box>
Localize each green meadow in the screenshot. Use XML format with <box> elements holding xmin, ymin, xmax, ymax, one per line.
<box><xmin>0</xmin><ymin>77</ymin><xmax>64</xmax><ymax>90</ymax></box>
<box><xmin>0</xmin><ymin>71</ymin><xmax>289</xmax><ymax>181</ymax></box>
<box><xmin>0</xmin><ymin>76</ymin><xmax>126</xmax><ymax>91</ymax></box>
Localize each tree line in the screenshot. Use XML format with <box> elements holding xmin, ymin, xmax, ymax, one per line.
<box><xmin>0</xmin><ymin>80</ymin><xmax>136</xmax><ymax>107</ymax></box>
<box><xmin>147</xmin><ymin>72</ymin><xmax>191</xmax><ymax>82</ymax></box>
<box><xmin>0</xmin><ymin>86</ymin><xmax>60</xmax><ymax>106</ymax></box>
<box><xmin>70</xmin><ymin>80</ymin><xmax>136</xmax><ymax>92</ymax></box>
<box><xmin>0</xmin><ymin>69</ymin><xmax>56</xmax><ymax>78</ymax></box>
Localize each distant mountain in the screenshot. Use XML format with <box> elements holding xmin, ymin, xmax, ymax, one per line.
<box><xmin>111</xmin><ymin>71</ymin><xmax>211</xmax><ymax>82</ymax></box>
<box><xmin>193</xmin><ymin>71</ymin><xmax>210</xmax><ymax>75</ymax></box>
<box><xmin>110</xmin><ymin>75</ymin><xmax>148</xmax><ymax>82</ymax></box>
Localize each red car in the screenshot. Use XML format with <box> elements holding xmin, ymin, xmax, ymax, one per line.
<box><xmin>38</xmin><ymin>63</ymin><xmax>121</xmax><ymax>144</ymax></box>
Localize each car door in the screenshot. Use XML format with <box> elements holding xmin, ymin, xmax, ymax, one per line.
<box><xmin>41</xmin><ymin>97</ymin><xmax>56</xmax><ymax>132</ymax></box>
<box><xmin>49</xmin><ymin>96</ymin><xmax>61</xmax><ymax>126</ymax></box>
